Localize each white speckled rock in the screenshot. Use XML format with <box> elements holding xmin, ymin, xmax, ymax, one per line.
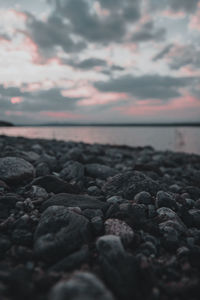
<box><xmin>105</xmin><ymin>218</ymin><xmax>134</xmax><ymax>244</ymax></box>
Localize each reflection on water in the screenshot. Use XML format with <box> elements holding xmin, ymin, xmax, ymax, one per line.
<box><xmin>0</xmin><ymin>126</ymin><xmax>200</xmax><ymax>154</ymax></box>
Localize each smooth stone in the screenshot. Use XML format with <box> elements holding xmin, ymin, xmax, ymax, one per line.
<box><xmin>104</xmin><ymin>218</ymin><xmax>134</xmax><ymax>244</ymax></box>
<box><xmin>188</xmin><ymin>209</ymin><xmax>200</xmax><ymax>228</ymax></box>
<box><xmin>32</xmin><ymin>175</ymin><xmax>78</xmax><ymax>194</ymax></box>
<box><xmin>107</xmin><ymin>196</ymin><xmax>123</xmax><ymax>204</ymax></box>
<box><xmin>34</xmin><ymin>206</ymin><xmax>90</xmax><ymax>262</ymax></box>
<box><xmin>50</xmin><ymin>272</ymin><xmax>114</xmax><ymax>300</ymax></box>
<box><xmin>60</xmin><ymin>161</ymin><xmax>84</xmax><ymax>182</ymax></box>
<box><xmin>102</xmin><ymin>171</ymin><xmax>159</xmax><ymax>199</ymax></box>
<box><xmin>134</xmin><ymin>191</ymin><xmax>152</xmax><ymax>205</ymax></box>
<box><xmin>96</xmin><ymin>235</ymin><xmax>139</xmax><ymax>300</ymax></box>
<box><xmin>85</xmin><ymin>163</ymin><xmax>117</xmax><ymax>180</ymax></box>
<box><xmin>0</xmin><ymin>194</ymin><xmax>23</xmax><ymax>219</ymax></box>
<box><xmin>41</xmin><ymin>193</ymin><xmax>107</xmax><ymax>212</ymax></box>
<box><xmin>0</xmin><ymin>157</ymin><xmax>35</xmax><ymax>184</ymax></box>
<box><xmin>49</xmin><ymin>246</ymin><xmax>89</xmax><ymax>272</ymax></box>
<box><xmin>155</xmin><ymin>191</ymin><xmax>178</xmax><ymax>211</ymax></box>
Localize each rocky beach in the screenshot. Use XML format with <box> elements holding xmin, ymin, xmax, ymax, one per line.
<box><xmin>0</xmin><ymin>134</ymin><xmax>200</xmax><ymax>300</ymax></box>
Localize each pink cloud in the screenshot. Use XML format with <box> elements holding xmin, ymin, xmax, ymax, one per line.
<box><xmin>10</xmin><ymin>97</ymin><xmax>23</xmax><ymax>104</ymax></box>
<box><xmin>162</xmin><ymin>10</ymin><xmax>186</xmax><ymax>19</ymax></box>
<box><xmin>9</xmin><ymin>9</ymin><xmax>28</xmax><ymax>21</ymax></box>
<box><xmin>94</xmin><ymin>2</ymin><xmax>110</xmax><ymax>17</ymax></box>
<box><xmin>40</xmin><ymin>111</ymin><xmax>83</xmax><ymax>119</ymax></box>
<box><xmin>114</xmin><ymin>93</ymin><xmax>200</xmax><ymax>117</ymax></box>
<box><xmin>189</xmin><ymin>3</ymin><xmax>200</xmax><ymax>31</ymax></box>
<box><xmin>5</xmin><ymin>111</ymin><xmax>23</xmax><ymax>116</ymax></box>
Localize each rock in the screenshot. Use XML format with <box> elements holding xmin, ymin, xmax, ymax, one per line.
<box><xmin>107</xmin><ymin>195</ymin><xmax>123</xmax><ymax>204</ymax></box>
<box><xmin>134</xmin><ymin>191</ymin><xmax>152</xmax><ymax>205</ymax></box>
<box><xmin>91</xmin><ymin>216</ymin><xmax>104</xmax><ymax>235</ymax></box>
<box><xmin>60</xmin><ymin>161</ymin><xmax>84</xmax><ymax>182</ymax></box>
<box><xmin>96</xmin><ymin>235</ymin><xmax>139</xmax><ymax>300</ymax></box>
<box><xmin>41</xmin><ymin>193</ymin><xmax>107</xmax><ymax>211</ymax></box>
<box><xmin>104</xmin><ymin>219</ymin><xmax>134</xmax><ymax>245</ymax></box>
<box><xmin>36</xmin><ymin>162</ymin><xmax>50</xmax><ymax>176</ymax></box>
<box><xmin>32</xmin><ymin>175</ymin><xmax>78</xmax><ymax>194</ymax></box>
<box><xmin>155</xmin><ymin>191</ymin><xmax>178</xmax><ymax>211</ymax></box>
<box><xmin>87</xmin><ymin>185</ymin><xmax>101</xmax><ymax>196</ymax></box>
<box><xmin>157</xmin><ymin>207</ymin><xmax>186</xmax><ymax>231</ymax></box>
<box><xmin>85</xmin><ymin>163</ymin><xmax>117</xmax><ymax>180</ymax></box>
<box><xmin>49</xmin><ymin>246</ymin><xmax>89</xmax><ymax>272</ymax></box>
<box><xmin>50</xmin><ymin>272</ymin><xmax>114</xmax><ymax>300</ymax></box>
<box><xmin>0</xmin><ymin>194</ymin><xmax>23</xmax><ymax>219</ymax></box>
<box><xmin>188</xmin><ymin>209</ymin><xmax>200</xmax><ymax>228</ymax></box>
<box><xmin>102</xmin><ymin>171</ymin><xmax>159</xmax><ymax>199</ymax></box>
<box><xmin>39</xmin><ymin>153</ymin><xmax>57</xmax><ymax>170</ymax></box>
<box><xmin>83</xmin><ymin>208</ymin><xmax>103</xmax><ymax>220</ymax></box>
<box><xmin>34</xmin><ymin>206</ymin><xmax>90</xmax><ymax>262</ymax></box>
<box><xmin>0</xmin><ymin>234</ymin><xmax>11</xmax><ymax>256</ymax></box>
<box><xmin>0</xmin><ymin>157</ymin><xmax>35</xmax><ymax>184</ymax></box>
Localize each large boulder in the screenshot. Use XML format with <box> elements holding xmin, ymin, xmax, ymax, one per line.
<box><xmin>102</xmin><ymin>171</ymin><xmax>159</xmax><ymax>199</ymax></box>
<box><xmin>0</xmin><ymin>157</ymin><xmax>35</xmax><ymax>184</ymax></box>
<box><xmin>50</xmin><ymin>272</ymin><xmax>114</xmax><ymax>300</ymax></box>
<box><xmin>34</xmin><ymin>206</ymin><xmax>90</xmax><ymax>262</ymax></box>
<box><xmin>85</xmin><ymin>163</ymin><xmax>117</xmax><ymax>180</ymax></box>
<box><xmin>41</xmin><ymin>193</ymin><xmax>107</xmax><ymax>212</ymax></box>
<box><xmin>32</xmin><ymin>175</ymin><xmax>78</xmax><ymax>194</ymax></box>
<box><xmin>96</xmin><ymin>235</ymin><xmax>139</xmax><ymax>300</ymax></box>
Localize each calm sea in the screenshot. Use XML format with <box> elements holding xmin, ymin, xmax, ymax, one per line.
<box><xmin>0</xmin><ymin>126</ymin><xmax>200</xmax><ymax>154</ymax></box>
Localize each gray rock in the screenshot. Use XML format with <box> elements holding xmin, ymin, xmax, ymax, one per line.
<box><xmin>41</xmin><ymin>193</ymin><xmax>107</xmax><ymax>212</ymax></box>
<box><xmin>104</xmin><ymin>219</ymin><xmax>134</xmax><ymax>245</ymax></box>
<box><xmin>34</xmin><ymin>206</ymin><xmax>90</xmax><ymax>262</ymax></box>
<box><xmin>107</xmin><ymin>196</ymin><xmax>123</xmax><ymax>204</ymax></box>
<box><xmin>134</xmin><ymin>191</ymin><xmax>152</xmax><ymax>205</ymax></box>
<box><xmin>50</xmin><ymin>272</ymin><xmax>114</xmax><ymax>300</ymax></box>
<box><xmin>188</xmin><ymin>209</ymin><xmax>200</xmax><ymax>228</ymax></box>
<box><xmin>91</xmin><ymin>216</ymin><xmax>104</xmax><ymax>235</ymax></box>
<box><xmin>85</xmin><ymin>163</ymin><xmax>117</xmax><ymax>180</ymax></box>
<box><xmin>0</xmin><ymin>157</ymin><xmax>35</xmax><ymax>184</ymax></box>
<box><xmin>102</xmin><ymin>171</ymin><xmax>159</xmax><ymax>199</ymax></box>
<box><xmin>60</xmin><ymin>161</ymin><xmax>84</xmax><ymax>182</ymax></box>
<box><xmin>49</xmin><ymin>246</ymin><xmax>89</xmax><ymax>272</ymax></box>
<box><xmin>155</xmin><ymin>191</ymin><xmax>177</xmax><ymax>211</ymax></box>
<box><xmin>32</xmin><ymin>175</ymin><xmax>78</xmax><ymax>194</ymax></box>
<box><xmin>96</xmin><ymin>235</ymin><xmax>139</xmax><ymax>300</ymax></box>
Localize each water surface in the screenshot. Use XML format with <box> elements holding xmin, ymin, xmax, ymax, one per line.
<box><xmin>0</xmin><ymin>126</ymin><xmax>199</xmax><ymax>154</ymax></box>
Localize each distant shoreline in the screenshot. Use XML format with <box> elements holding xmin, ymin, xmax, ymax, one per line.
<box><xmin>8</xmin><ymin>122</ymin><xmax>200</xmax><ymax>127</ymax></box>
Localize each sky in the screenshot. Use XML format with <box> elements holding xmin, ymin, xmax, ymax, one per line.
<box><xmin>0</xmin><ymin>0</ymin><xmax>200</xmax><ymax>124</ymax></box>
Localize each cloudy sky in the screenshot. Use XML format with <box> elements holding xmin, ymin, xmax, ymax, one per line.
<box><xmin>0</xmin><ymin>0</ymin><xmax>200</xmax><ymax>124</ymax></box>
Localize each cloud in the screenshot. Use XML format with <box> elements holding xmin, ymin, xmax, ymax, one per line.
<box><xmin>53</xmin><ymin>0</ymin><xmax>141</xmax><ymax>43</ymax></box>
<box><xmin>153</xmin><ymin>44</ymin><xmax>174</xmax><ymax>61</ymax></box>
<box><xmin>149</xmin><ymin>0</ymin><xmax>199</xmax><ymax>14</ymax></box>
<box><xmin>169</xmin><ymin>45</ymin><xmax>200</xmax><ymax>70</ymax></box>
<box><xmin>131</xmin><ymin>21</ymin><xmax>166</xmax><ymax>43</ymax></box>
<box><xmin>66</xmin><ymin>57</ymin><xmax>107</xmax><ymax>70</ymax></box>
<box><xmin>0</xmin><ymin>84</ymin><xmax>82</xmax><ymax>113</ymax></box>
<box><xmin>94</xmin><ymin>74</ymin><xmax>196</xmax><ymax>100</ymax></box>
<box><xmin>0</xmin><ymin>33</ymin><xmax>10</xmax><ymax>41</ymax></box>
<box><xmin>25</xmin><ymin>13</ymin><xmax>86</xmax><ymax>59</ymax></box>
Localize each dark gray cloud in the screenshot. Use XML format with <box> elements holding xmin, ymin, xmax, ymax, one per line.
<box><xmin>150</xmin><ymin>0</ymin><xmax>199</xmax><ymax>13</ymax></box>
<box><xmin>131</xmin><ymin>21</ymin><xmax>166</xmax><ymax>43</ymax></box>
<box><xmin>25</xmin><ymin>13</ymin><xmax>86</xmax><ymax>58</ymax></box>
<box><xmin>53</xmin><ymin>0</ymin><xmax>141</xmax><ymax>43</ymax></box>
<box><xmin>153</xmin><ymin>44</ymin><xmax>174</xmax><ymax>61</ymax></box>
<box><xmin>0</xmin><ymin>84</ymin><xmax>82</xmax><ymax>112</ymax></box>
<box><xmin>66</xmin><ymin>58</ymin><xmax>107</xmax><ymax>69</ymax></box>
<box><xmin>94</xmin><ymin>74</ymin><xmax>196</xmax><ymax>100</ymax></box>
<box><xmin>163</xmin><ymin>45</ymin><xmax>200</xmax><ymax>70</ymax></box>
<box><xmin>0</xmin><ymin>33</ymin><xmax>10</xmax><ymax>41</ymax></box>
